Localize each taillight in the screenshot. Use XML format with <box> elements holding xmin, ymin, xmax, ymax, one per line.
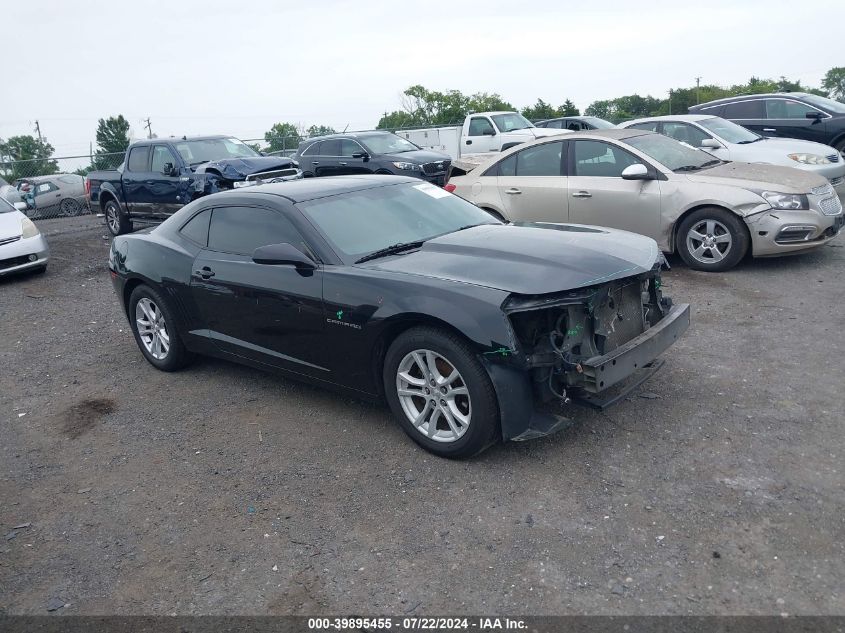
<box><xmin>84</xmin><ymin>178</ymin><xmax>90</xmax><ymax>196</ymax></box>
<box><xmin>444</xmin><ymin>183</ymin><xmax>456</xmax><ymax>193</ymax></box>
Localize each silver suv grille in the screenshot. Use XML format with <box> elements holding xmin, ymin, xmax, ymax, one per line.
<box><xmin>820</xmin><ymin>196</ymin><xmax>843</xmax><ymax>216</ymax></box>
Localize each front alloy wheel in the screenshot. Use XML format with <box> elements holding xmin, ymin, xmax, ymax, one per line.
<box><xmin>135</xmin><ymin>297</ymin><xmax>170</xmax><ymax>360</ymax></box>
<box><xmin>686</xmin><ymin>219</ymin><xmax>732</xmax><ymax>265</ymax></box>
<box><xmin>396</xmin><ymin>349</ymin><xmax>471</xmax><ymax>442</ymax></box>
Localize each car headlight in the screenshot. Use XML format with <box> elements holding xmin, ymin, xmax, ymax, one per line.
<box><xmin>392</xmin><ymin>162</ymin><xmax>420</xmax><ymax>171</ymax></box>
<box><xmin>788</xmin><ymin>153</ymin><xmax>830</xmax><ymax>165</ymax></box>
<box><xmin>760</xmin><ymin>191</ymin><xmax>809</xmax><ymax>210</ymax></box>
<box><xmin>20</xmin><ymin>217</ymin><xmax>40</xmax><ymax>238</ymax></box>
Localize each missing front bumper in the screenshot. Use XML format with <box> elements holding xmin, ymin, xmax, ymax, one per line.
<box><xmin>579</xmin><ymin>303</ymin><xmax>690</xmax><ymax>394</ymax></box>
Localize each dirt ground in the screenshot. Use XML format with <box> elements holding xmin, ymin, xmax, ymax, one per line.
<box><xmin>1</xmin><ymin>213</ymin><xmax>843</xmax><ymax>616</ymax></box>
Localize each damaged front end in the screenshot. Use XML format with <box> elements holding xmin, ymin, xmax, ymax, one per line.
<box><xmin>493</xmin><ymin>263</ymin><xmax>689</xmax><ymax>440</ymax></box>
<box><xmin>195</xmin><ymin>157</ymin><xmax>303</xmax><ymax>194</ymax></box>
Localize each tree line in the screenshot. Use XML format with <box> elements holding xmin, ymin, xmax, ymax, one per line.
<box><xmin>3</xmin><ymin>67</ymin><xmax>843</xmax><ymax>181</ymax></box>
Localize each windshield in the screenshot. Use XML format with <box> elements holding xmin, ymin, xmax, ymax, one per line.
<box><xmin>626</xmin><ymin>133</ymin><xmax>717</xmax><ymax>171</ymax></box>
<box><xmin>491</xmin><ymin>113</ymin><xmax>534</xmax><ymax>132</ymax></box>
<box><xmin>173</xmin><ymin>137</ymin><xmax>260</xmax><ymax>165</ymax></box>
<box><xmin>800</xmin><ymin>94</ymin><xmax>845</xmax><ymax>114</ymax></box>
<box><xmin>298</xmin><ymin>182</ymin><xmax>498</xmax><ymax>262</ymax></box>
<box><xmin>583</xmin><ymin>117</ymin><xmax>616</xmax><ymax>129</ymax></box>
<box><xmin>358</xmin><ymin>134</ymin><xmax>420</xmax><ymax>155</ymax></box>
<box><xmin>698</xmin><ymin>117</ymin><xmax>760</xmax><ymax>143</ymax></box>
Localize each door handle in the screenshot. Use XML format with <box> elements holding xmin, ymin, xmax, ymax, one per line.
<box><xmin>762</xmin><ymin>128</ymin><xmax>776</xmax><ymax>132</ymax></box>
<box><xmin>339</xmin><ymin>162</ymin><xmax>347</xmax><ymax>166</ymax></box>
<box><xmin>194</xmin><ymin>267</ymin><xmax>215</xmax><ymax>279</ymax></box>
<box><xmin>573</xmin><ymin>191</ymin><xmax>592</xmax><ymax>198</ymax></box>
<box><xmin>145</xmin><ymin>180</ymin><xmax>155</xmax><ymax>185</ymax></box>
<box><xmin>466</xmin><ymin>140</ymin><xmax>473</xmax><ymax>145</ymax></box>
<box><xmin>312</xmin><ymin>161</ymin><xmax>320</xmax><ymax>165</ymax></box>
<box><xmin>504</xmin><ymin>188</ymin><xmax>521</xmax><ymax>195</ymax></box>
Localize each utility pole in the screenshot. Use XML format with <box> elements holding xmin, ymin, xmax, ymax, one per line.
<box><xmin>695</xmin><ymin>76</ymin><xmax>702</xmax><ymax>105</ymax></box>
<box><xmin>143</xmin><ymin>118</ymin><xmax>153</xmax><ymax>139</ymax></box>
<box><xmin>33</xmin><ymin>120</ymin><xmax>43</xmax><ymax>143</ymax></box>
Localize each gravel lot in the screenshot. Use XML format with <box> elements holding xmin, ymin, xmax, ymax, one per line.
<box><xmin>1</xmin><ymin>213</ymin><xmax>843</xmax><ymax>616</ymax></box>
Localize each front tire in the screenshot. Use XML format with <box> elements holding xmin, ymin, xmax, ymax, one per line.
<box><xmin>128</xmin><ymin>285</ymin><xmax>193</xmax><ymax>371</ymax></box>
<box><xmin>383</xmin><ymin>326</ymin><xmax>499</xmax><ymax>458</ymax></box>
<box><xmin>676</xmin><ymin>207</ymin><xmax>748</xmax><ymax>272</ymax></box>
<box><xmin>105</xmin><ymin>199</ymin><xmax>132</xmax><ymax>236</ymax></box>
<box><xmin>60</xmin><ymin>198</ymin><xmax>82</xmax><ymax>216</ymax></box>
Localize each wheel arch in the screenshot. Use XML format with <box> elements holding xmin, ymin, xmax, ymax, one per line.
<box><xmin>670</xmin><ymin>203</ymin><xmax>749</xmax><ymax>253</ymax></box>
<box><xmin>369</xmin><ymin>314</ymin><xmax>489</xmax><ymax>398</ymax></box>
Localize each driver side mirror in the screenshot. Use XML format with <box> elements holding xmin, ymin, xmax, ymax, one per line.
<box><xmin>13</xmin><ymin>201</ymin><xmax>27</xmax><ymax>211</ymax></box>
<box><xmin>700</xmin><ymin>138</ymin><xmax>722</xmax><ymax>149</ymax></box>
<box><xmin>805</xmin><ymin>111</ymin><xmax>823</xmax><ymax>120</ymax></box>
<box><xmin>252</xmin><ymin>243</ymin><xmax>317</xmax><ymax>270</ymax></box>
<box><xmin>483</xmin><ymin>128</ymin><xmax>497</xmax><ymax>136</ymax></box>
<box><xmin>352</xmin><ymin>151</ymin><xmax>370</xmax><ymax>161</ymax></box>
<box><xmin>621</xmin><ymin>163</ymin><xmax>652</xmax><ymax>180</ymax></box>
<box><xmin>163</xmin><ymin>162</ymin><xmax>179</xmax><ymax>176</ymax></box>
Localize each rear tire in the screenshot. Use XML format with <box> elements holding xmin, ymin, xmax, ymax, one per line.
<box><xmin>383</xmin><ymin>326</ymin><xmax>499</xmax><ymax>458</ymax></box>
<box><xmin>105</xmin><ymin>199</ymin><xmax>132</xmax><ymax>236</ymax></box>
<box><xmin>676</xmin><ymin>207</ymin><xmax>748</xmax><ymax>272</ymax></box>
<box><xmin>128</xmin><ymin>284</ymin><xmax>193</xmax><ymax>371</ymax></box>
<box><xmin>60</xmin><ymin>198</ymin><xmax>82</xmax><ymax>216</ymax></box>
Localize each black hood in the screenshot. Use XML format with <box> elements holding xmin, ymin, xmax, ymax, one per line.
<box><xmin>361</xmin><ymin>223</ymin><xmax>660</xmax><ymax>295</ymax></box>
<box><xmin>195</xmin><ymin>156</ymin><xmax>298</xmax><ymax>180</ymax></box>
<box><xmin>379</xmin><ymin>149</ymin><xmax>451</xmax><ymax>165</ymax></box>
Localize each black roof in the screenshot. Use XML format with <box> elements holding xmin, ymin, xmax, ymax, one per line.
<box><xmin>217</xmin><ymin>175</ymin><xmax>419</xmax><ymax>203</ymax></box>
<box><xmin>691</xmin><ymin>92</ymin><xmax>814</xmax><ymax>110</ymax></box>
<box><xmin>130</xmin><ymin>135</ymin><xmax>233</xmax><ymax>146</ymax></box>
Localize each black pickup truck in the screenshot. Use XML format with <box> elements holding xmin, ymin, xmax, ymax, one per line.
<box><xmin>86</xmin><ymin>135</ymin><xmax>302</xmax><ymax>235</ymax></box>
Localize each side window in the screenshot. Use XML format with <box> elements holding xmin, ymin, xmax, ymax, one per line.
<box><xmin>127</xmin><ymin>146</ymin><xmax>150</xmax><ymax>172</ymax></box>
<box><xmin>766</xmin><ymin>99</ymin><xmax>818</xmax><ymax>119</ymax></box>
<box><xmin>495</xmin><ymin>153</ymin><xmax>516</xmax><ymax>177</ymax></box>
<box><xmin>151</xmin><ymin>145</ymin><xmax>178</xmax><ymax>173</ymax></box>
<box><xmin>545</xmin><ymin>120</ymin><xmax>562</xmax><ymax>129</ymax></box>
<box><xmin>468</xmin><ymin>117</ymin><xmax>495</xmax><ymax>136</ymax></box>
<box><xmin>208</xmin><ymin>206</ymin><xmax>304</xmax><ymax>255</ymax></box>
<box><xmin>628</xmin><ymin>121</ymin><xmax>660</xmax><ymax>132</ymax></box>
<box><xmin>661</xmin><ymin>122</ymin><xmax>711</xmax><ymax>147</ymax></box>
<box><xmin>35</xmin><ymin>182</ymin><xmax>57</xmax><ymax>196</ymax></box>
<box><xmin>179</xmin><ymin>209</ymin><xmax>211</xmax><ymax>246</ymax></box>
<box><xmin>320</xmin><ymin>139</ymin><xmax>341</xmax><ymax>156</ymax></box>
<box><xmin>340</xmin><ymin>139</ymin><xmax>363</xmax><ymax>156</ymax></box>
<box><xmin>572</xmin><ymin>141</ymin><xmax>639</xmax><ymax>178</ymax></box>
<box><xmin>723</xmin><ymin>100</ymin><xmax>764</xmax><ymax>119</ymax></box>
<box><xmin>566</xmin><ymin>121</ymin><xmax>583</xmax><ymax>131</ymax></box>
<box><xmin>515</xmin><ymin>141</ymin><xmax>564</xmax><ymax>176</ymax></box>
<box><xmin>302</xmin><ymin>142</ymin><xmax>321</xmax><ymax>156</ymax></box>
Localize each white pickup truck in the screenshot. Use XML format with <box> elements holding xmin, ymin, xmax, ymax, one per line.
<box><xmin>394</xmin><ymin>111</ymin><xmax>566</xmax><ymax>159</ymax></box>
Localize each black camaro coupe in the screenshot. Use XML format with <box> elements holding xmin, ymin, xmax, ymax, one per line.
<box><xmin>109</xmin><ymin>175</ymin><xmax>690</xmax><ymax>457</ymax></box>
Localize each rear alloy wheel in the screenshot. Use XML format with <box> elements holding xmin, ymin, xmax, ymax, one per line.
<box><xmin>677</xmin><ymin>207</ymin><xmax>748</xmax><ymax>272</ymax></box>
<box><xmin>128</xmin><ymin>285</ymin><xmax>192</xmax><ymax>371</ymax></box>
<box><xmin>105</xmin><ymin>200</ymin><xmax>131</xmax><ymax>236</ymax></box>
<box><xmin>60</xmin><ymin>198</ymin><xmax>81</xmax><ymax>216</ymax></box>
<box><xmin>384</xmin><ymin>327</ymin><xmax>499</xmax><ymax>458</ymax></box>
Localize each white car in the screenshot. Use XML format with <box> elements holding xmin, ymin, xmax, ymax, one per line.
<box><xmin>619</xmin><ymin>115</ymin><xmax>845</xmax><ymax>191</ymax></box>
<box><xmin>0</xmin><ymin>196</ymin><xmax>49</xmax><ymax>276</ymax></box>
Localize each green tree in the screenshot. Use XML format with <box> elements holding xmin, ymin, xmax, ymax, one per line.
<box><xmin>377</xmin><ymin>85</ymin><xmax>514</xmax><ymax>129</ymax></box>
<box><xmin>0</xmin><ymin>135</ymin><xmax>58</xmax><ymax>180</ymax></box>
<box><xmin>93</xmin><ymin>115</ymin><xmax>131</xmax><ymax>170</ymax></box>
<box><xmin>521</xmin><ymin>98</ymin><xmax>558</xmax><ymax>121</ymax></box>
<box><xmin>264</xmin><ymin>122</ymin><xmax>302</xmax><ymax>153</ymax></box>
<box><xmin>584</xmin><ymin>100</ymin><xmax>612</xmax><ymax>120</ymax></box>
<box><xmin>306</xmin><ymin>124</ymin><xmax>336</xmax><ymax>137</ymax></box>
<box><xmin>559</xmin><ymin>99</ymin><xmax>579</xmax><ymax>116</ymax></box>
<box><xmin>822</xmin><ymin>67</ymin><xmax>845</xmax><ymax>102</ymax></box>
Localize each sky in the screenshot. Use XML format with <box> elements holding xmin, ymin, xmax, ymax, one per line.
<box><xmin>3</xmin><ymin>0</ymin><xmax>844</xmax><ymax>168</ymax></box>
